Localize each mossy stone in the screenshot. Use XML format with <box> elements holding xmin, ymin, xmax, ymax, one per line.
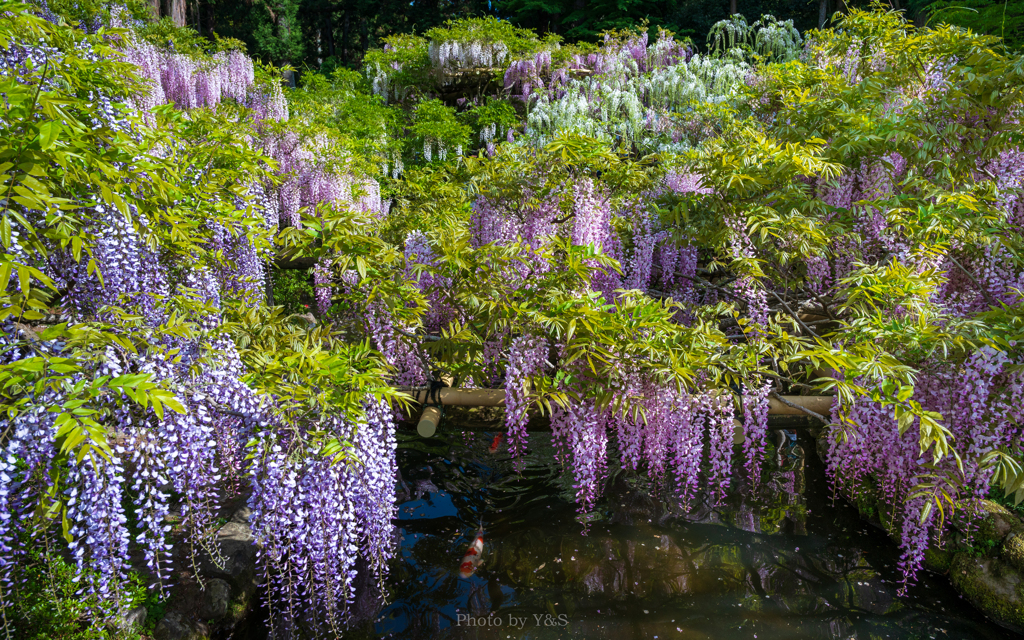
<box><xmin>968</xmin><ymin>500</ymin><xmax>1015</xmax><ymax>543</ymax></box>
<box><xmin>924</xmin><ymin>547</ymin><xmax>953</xmax><ymax>573</ymax></box>
<box><xmin>850</xmin><ymin>486</ymin><xmax>877</xmax><ymax>520</ymax></box>
<box><xmin>227</xmin><ymin>595</ymin><xmax>250</xmax><ymax>624</ymax></box>
<box><xmin>950</xmin><ymin>552</ymin><xmax>1024</xmax><ymax>633</ymax></box>
<box><xmin>815</xmin><ymin>434</ymin><xmax>829</xmax><ymax>465</ymax></box>
<box><xmin>1003</xmin><ymin>533</ymin><xmax>1024</xmax><ymax>574</ymax></box>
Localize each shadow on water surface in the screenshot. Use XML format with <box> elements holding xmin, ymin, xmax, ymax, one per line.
<box><xmin>363</xmin><ymin>427</ymin><xmax>1021</xmax><ymax>640</ymax></box>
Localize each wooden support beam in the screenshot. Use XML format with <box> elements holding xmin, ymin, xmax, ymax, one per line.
<box><xmin>405</xmin><ymin>388</ymin><xmax>833</xmax><ymax>416</ymax></box>
<box><xmin>408</xmin><ymin>388</ymin><xmax>506</xmax><ymax>407</ymax></box>
<box><xmin>767</xmin><ymin>394</ymin><xmax>833</xmax><ymax>417</ymax></box>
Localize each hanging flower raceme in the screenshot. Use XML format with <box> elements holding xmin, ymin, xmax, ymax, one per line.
<box><xmin>504</xmin><ymin>335</ymin><xmax>550</xmax><ymax>460</ymax></box>
<box><xmin>120</xmin><ymin>38</ymin><xmax>272</xmax><ymax>120</ymax></box>
<box><xmin>65</xmin><ymin>452</ymin><xmax>132</xmax><ymax>617</ymax></box>
<box><xmin>699</xmin><ymin>390</ymin><xmax>736</xmax><ymax>503</ymax></box>
<box><xmin>827</xmin><ymin>346</ymin><xmax>1024</xmax><ymax>585</ymax></box>
<box><xmin>741</xmin><ymin>382</ymin><xmax>772</xmax><ymax>482</ymax></box>
<box><xmin>724</xmin><ymin>213</ymin><xmax>769</xmax><ymax>330</ymax></box>
<box><xmin>314</xmin><ymin>259</ymin><xmax>332</xmax><ymax>315</ymax></box>
<box><xmin>551</xmin><ymin>396</ymin><xmax>608</xmax><ymax>520</ymax></box>
<box><xmin>624</xmin><ymin>205</ymin><xmax>667</xmax><ymax>293</ymax></box>
<box><xmin>248</xmin><ymin>400</ymin><xmax>396</xmax><ymax>633</ymax></box>
<box><xmin>571</xmin><ymin>178</ymin><xmax>622</xmax><ymax>299</ymax></box>
<box><xmin>350</xmin><ymin>398</ymin><xmax>399</xmax><ymax>586</ymax></box>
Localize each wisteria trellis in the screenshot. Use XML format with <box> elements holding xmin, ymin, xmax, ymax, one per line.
<box><xmin>2</xmin><ymin>2</ymin><xmax>1024</xmax><ymax>636</ymax></box>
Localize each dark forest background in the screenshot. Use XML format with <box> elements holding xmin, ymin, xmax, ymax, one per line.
<box><xmin>145</xmin><ymin>0</ymin><xmax>1021</xmax><ymax>77</ymax></box>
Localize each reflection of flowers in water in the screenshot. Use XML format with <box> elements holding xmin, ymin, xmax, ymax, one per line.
<box><xmin>736</xmin><ymin>505</ymin><xmax>758</xmax><ymax>533</ymax></box>
<box><xmin>374</xmin><ymin>431</ymin><xmax>994</xmax><ymax>640</ymax></box>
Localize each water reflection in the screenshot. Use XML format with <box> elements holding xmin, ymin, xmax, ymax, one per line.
<box><xmin>369</xmin><ymin>429</ymin><xmax>1019</xmax><ymax>640</ymax></box>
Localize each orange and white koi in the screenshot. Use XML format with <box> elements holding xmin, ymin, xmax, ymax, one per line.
<box><xmin>458</xmin><ymin>524</ymin><xmax>485</xmax><ymax>578</ymax></box>
<box><xmin>488</xmin><ymin>433</ymin><xmax>503</xmax><ymax>454</ymax></box>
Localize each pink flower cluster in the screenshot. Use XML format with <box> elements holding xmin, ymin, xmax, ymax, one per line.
<box><xmin>121</xmin><ymin>41</ymin><xmax>276</xmax><ymax>119</ymax></box>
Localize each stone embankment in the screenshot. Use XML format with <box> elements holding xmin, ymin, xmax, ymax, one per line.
<box><xmin>815</xmin><ymin>432</ymin><xmax>1024</xmax><ymax>632</ymax></box>
<box><xmin>152</xmin><ymin>508</ymin><xmax>259</xmax><ymax>640</ymax></box>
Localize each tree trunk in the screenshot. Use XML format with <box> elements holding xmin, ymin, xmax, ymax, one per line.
<box><xmin>818</xmin><ymin>0</ymin><xmax>828</xmax><ymax>28</ymax></box>
<box><xmin>149</xmin><ymin>0</ymin><xmax>160</xmax><ymax>20</ymax></box>
<box><xmin>168</xmin><ymin>0</ymin><xmax>186</xmax><ymax>27</ymax></box>
<box><xmin>277</xmin><ymin>1</ymin><xmax>295</xmax><ymax>86</ymax></box>
<box><xmin>324</xmin><ymin>7</ymin><xmax>335</xmax><ymax>59</ymax></box>
<box><xmin>729</xmin><ymin>0</ymin><xmax>737</xmax><ymax>15</ymax></box>
<box><xmin>911</xmin><ymin>6</ymin><xmax>927</xmax><ymax>27</ymax></box>
<box><xmin>359</xmin><ymin>16</ymin><xmax>369</xmax><ymax>58</ymax></box>
<box><xmin>342</xmin><ymin>9</ymin><xmax>350</xmax><ymax>63</ymax></box>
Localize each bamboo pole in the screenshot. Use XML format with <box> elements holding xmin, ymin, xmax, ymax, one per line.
<box><xmin>417</xmin><ymin>406</ymin><xmax>443</xmax><ymax>437</ymax></box>
<box><xmin>766</xmin><ymin>394</ymin><xmax>833</xmax><ymax>417</ymax></box>
<box><xmin>408</xmin><ymin>388</ymin><xmax>833</xmax><ymax>417</ymax></box>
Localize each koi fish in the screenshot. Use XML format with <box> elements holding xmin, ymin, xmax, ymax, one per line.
<box><xmin>488</xmin><ymin>433</ymin><xmax>503</xmax><ymax>454</ymax></box>
<box><xmin>459</xmin><ymin>524</ymin><xmax>485</xmax><ymax>578</ymax></box>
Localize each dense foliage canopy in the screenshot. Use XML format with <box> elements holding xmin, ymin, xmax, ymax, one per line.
<box><xmin>1</xmin><ymin>0</ymin><xmax>1023</xmax><ymax>637</ymax></box>
<box><xmin>154</xmin><ymin>0</ymin><xmax>1022</xmax><ymax>74</ymax></box>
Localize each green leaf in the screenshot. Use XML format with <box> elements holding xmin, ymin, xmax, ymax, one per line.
<box><xmin>38</xmin><ymin>120</ymin><xmax>60</xmax><ymax>150</ymax></box>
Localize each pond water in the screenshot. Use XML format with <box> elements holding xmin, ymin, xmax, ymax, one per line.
<box><xmin>365</xmin><ymin>426</ymin><xmax>1020</xmax><ymax>640</ymax></box>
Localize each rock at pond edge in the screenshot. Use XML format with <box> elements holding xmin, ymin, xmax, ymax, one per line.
<box><xmin>949</xmin><ymin>552</ymin><xmax>1024</xmax><ymax>633</ymax></box>
<box><xmin>816</xmin><ymin>432</ymin><xmax>1024</xmax><ymax>633</ymax></box>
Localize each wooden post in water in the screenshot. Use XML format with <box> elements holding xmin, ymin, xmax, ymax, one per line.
<box><xmin>417</xmin><ymin>406</ymin><xmax>443</xmax><ymax>437</ymax></box>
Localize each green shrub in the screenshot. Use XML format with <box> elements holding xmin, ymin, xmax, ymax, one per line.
<box><xmin>10</xmin><ymin>549</ymin><xmax>160</xmax><ymax>639</ymax></box>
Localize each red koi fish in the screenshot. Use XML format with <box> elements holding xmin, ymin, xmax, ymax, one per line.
<box><xmin>488</xmin><ymin>433</ymin><xmax>503</xmax><ymax>454</ymax></box>
<box><xmin>459</xmin><ymin>524</ymin><xmax>485</xmax><ymax>578</ymax></box>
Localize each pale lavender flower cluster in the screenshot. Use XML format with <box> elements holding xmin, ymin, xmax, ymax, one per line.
<box><xmin>702</xmin><ymin>392</ymin><xmax>735</xmax><ymax>502</ymax></box>
<box><xmin>121</xmin><ymin>41</ymin><xmax>264</xmax><ymax>118</ymax></box>
<box><xmin>610</xmin><ymin>381</ymin><xmax>645</xmax><ymax>471</ymax></box>
<box><xmin>404</xmin><ymin>231</ymin><xmax>455</xmax><ymax>332</ymax></box>
<box><xmin>0</xmin><ymin>403</ymin><xmax>57</xmax><ymax>606</ymax></box>
<box><xmin>65</xmin><ymin>453</ymin><xmax>131</xmax><ymax>613</ymax></box>
<box><xmin>121</xmin><ymin>429</ymin><xmax>173</xmax><ymax>589</ymax></box>
<box><xmin>551</xmin><ymin>397</ymin><xmax>607</xmax><ymax>519</ymax></box>
<box><xmin>624</xmin><ymin>207</ymin><xmax>667</xmax><ymax>292</ymax></box>
<box><xmin>314</xmin><ymin>258</ymin><xmax>332</xmax><ymax>315</ymax></box>
<box><xmin>504</xmin><ymin>50</ymin><xmax>556</xmax><ymax>102</ymax></box>
<box><xmin>365</xmin><ymin>297</ymin><xmax>428</xmax><ymax>387</ymax></box>
<box><xmin>551</xmin><ymin>376</ymin><xmax>768</xmax><ymax>522</ymax></box>
<box><xmin>350</xmin><ymin>398</ymin><xmax>398</xmax><ymax>584</ymax></box>
<box><xmin>664</xmin><ymin>170</ymin><xmax>712</xmax><ymax>195</ymax></box>
<box><xmin>249</xmin><ymin>442</ymin><xmax>332</xmax><ymax>630</ymax></box>
<box><xmin>470</xmin><ymin>191</ymin><xmax>557</xmax><ymax>252</ymax></box>
<box><xmin>504</xmin><ymin>336</ymin><xmax>549</xmax><ymax>459</ymax></box>
<box><xmin>828</xmin><ymin>347</ymin><xmax>1024</xmax><ymax>585</ymax></box>
<box><xmin>657</xmin><ymin>242</ymin><xmax>698</xmax><ymax>306</ymax></box>
<box><xmin>62</xmin><ymin>204</ymin><xmax>169</xmax><ymax>324</ymax></box>
<box><xmin>248</xmin><ymin>435</ymin><xmax>366</xmax><ymax>633</ymax></box>
<box><xmin>209</xmin><ymin>218</ymin><xmax>266</xmax><ymax>306</ymax></box>
<box><xmin>572</xmin><ymin>178</ymin><xmax>623</xmax><ymax>299</ymax></box>
<box><xmin>258</xmin><ymin>131</ymin><xmax>386</xmax><ymax>243</ymax></box>
<box><xmin>667</xmin><ymin>392</ymin><xmax>703</xmax><ymax>505</ymax></box>
<box><xmin>741</xmin><ymin>382</ymin><xmax>772</xmax><ymax>482</ymax></box>
<box><xmin>724</xmin><ymin>214</ymin><xmax>769</xmax><ymax>328</ymax></box>
<box><xmin>429</xmin><ymin>38</ymin><xmax>509</xmax><ymax>72</ymax></box>
<box><xmin>805</xmin><ymin>255</ymin><xmax>831</xmax><ymax>296</ymax></box>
